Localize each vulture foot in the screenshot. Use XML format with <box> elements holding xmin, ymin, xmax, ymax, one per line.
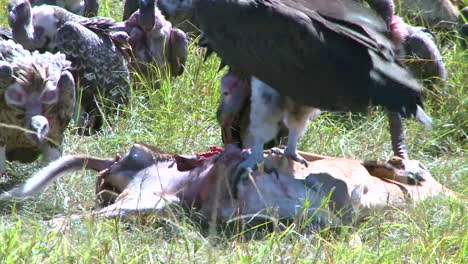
<box><xmin>232</xmin><ymin>151</ymin><xmax>278</xmax><ymax>198</ymax></box>
<box><xmin>233</xmin><ymin>151</ymin><xmax>260</xmax><ymax>185</ymax></box>
<box><xmin>388</xmin><ymin>156</ymin><xmax>431</xmax><ymax>184</ymax></box>
<box><xmin>270</xmin><ymin>147</ymin><xmax>309</xmax><ymax>167</ymax></box>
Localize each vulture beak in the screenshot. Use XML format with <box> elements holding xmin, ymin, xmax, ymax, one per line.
<box><xmin>216</xmin><ymin>106</ymin><xmax>236</xmax><ymax>144</ymax></box>
<box><xmin>27</xmin><ymin>115</ymin><xmax>50</xmax><ymax>144</ymax></box>
<box><xmin>8</xmin><ymin>0</ymin><xmax>32</xmax><ymax>25</ymax></box>
<box><xmin>138</xmin><ymin>0</ymin><xmax>156</xmax><ymax>32</ymax></box>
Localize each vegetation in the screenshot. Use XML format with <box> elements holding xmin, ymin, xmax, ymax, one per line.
<box><xmin>0</xmin><ymin>0</ymin><xmax>466</xmax><ymax>263</ymax></box>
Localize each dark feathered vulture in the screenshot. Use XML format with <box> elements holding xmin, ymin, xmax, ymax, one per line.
<box><xmin>160</xmin><ymin>0</ymin><xmax>432</xmax><ymax>173</ymax></box>
<box><xmin>124</xmin><ymin>0</ymin><xmax>199</xmax><ymax>34</ymax></box>
<box><xmin>0</xmin><ymin>39</ymin><xmax>75</xmax><ymax>175</ymax></box>
<box><xmin>366</xmin><ymin>0</ymin><xmax>447</xmax><ymax>83</ymax></box>
<box><xmin>9</xmin><ymin>0</ymin><xmax>131</xmax><ymax>134</ymax></box>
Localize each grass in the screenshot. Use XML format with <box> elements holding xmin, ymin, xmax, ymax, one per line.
<box><xmin>0</xmin><ymin>0</ymin><xmax>467</xmax><ymax>263</ymax></box>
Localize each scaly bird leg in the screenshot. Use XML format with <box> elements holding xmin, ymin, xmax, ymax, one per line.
<box><xmin>270</xmin><ymin>127</ymin><xmax>309</xmax><ymax>166</ymax></box>
<box><xmin>271</xmin><ymin>104</ymin><xmax>320</xmax><ymax>167</ymax></box>
<box><xmin>388</xmin><ymin>112</ymin><xmax>409</xmax><ymax>160</ymax></box>
<box><xmin>232</xmin><ymin>76</ymin><xmax>283</xmax><ymax>193</ymax></box>
<box><xmin>387</xmin><ymin>112</ymin><xmax>427</xmax><ymax>182</ymax></box>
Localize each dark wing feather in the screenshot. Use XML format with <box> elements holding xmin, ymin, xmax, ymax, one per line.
<box><xmin>0</xmin><ymin>26</ymin><xmax>12</xmax><ymax>40</ymax></box>
<box><xmin>55</xmin><ymin>21</ymin><xmax>130</xmax><ymax>110</ymax></box>
<box><xmin>196</xmin><ymin>0</ymin><xmax>425</xmax><ymax>117</ymax></box>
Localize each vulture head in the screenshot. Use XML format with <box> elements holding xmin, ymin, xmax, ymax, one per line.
<box><xmin>138</xmin><ymin>0</ymin><xmax>156</xmax><ymax>32</ymax></box>
<box><xmin>216</xmin><ymin>70</ymin><xmax>251</xmax><ymax>145</ymax></box>
<box><xmin>0</xmin><ymin>40</ymin><xmax>75</xmax><ymax>169</ymax></box>
<box><xmin>8</xmin><ymin>0</ymin><xmax>48</xmax><ymax>51</ymax></box>
<box><xmin>7</xmin><ymin>66</ymin><xmax>74</xmax><ymax>145</ymax></box>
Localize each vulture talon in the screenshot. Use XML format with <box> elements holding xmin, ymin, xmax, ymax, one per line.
<box><xmin>388</xmin><ymin>157</ymin><xmax>429</xmax><ymax>184</ymax></box>
<box><xmin>234</xmin><ymin>156</ymin><xmax>258</xmax><ymax>183</ymax></box>
<box><xmin>270</xmin><ymin>147</ymin><xmax>309</xmax><ymax>167</ymax></box>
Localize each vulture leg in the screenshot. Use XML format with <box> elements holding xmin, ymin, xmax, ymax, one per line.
<box><xmin>0</xmin><ymin>146</ymin><xmax>5</xmax><ymax>175</ymax></box>
<box><xmin>388</xmin><ymin>112</ymin><xmax>409</xmax><ymax>160</ymax></box>
<box><xmin>235</xmin><ymin>77</ymin><xmax>284</xmax><ymax>178</ymax></box>
<box><xmin>271</xmin><ymin>104</ymin><xmax>320</xmax><ymax>167</ymax></box>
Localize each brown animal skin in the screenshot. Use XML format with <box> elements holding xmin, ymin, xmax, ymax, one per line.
<box><xmin>1</xmin><ymin>144</ymin><xmax>458</xmax><ymax>229</ymax></box>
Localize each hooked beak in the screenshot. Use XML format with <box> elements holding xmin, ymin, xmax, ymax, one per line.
<box><xmin>27</xmin><ymin>115</ymin><xmax>50</xmax><ymax>144</ymax></box>
<box><xmin>216</xmin><ymin>106</ymin><xmax>237</xmax><ymax>145</ymax></box>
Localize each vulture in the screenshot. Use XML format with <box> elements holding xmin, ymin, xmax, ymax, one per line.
<box><xmin>30</xmin><ymin>0</ymin><xmax>99</xmax><ymax>17</ymax></box>
<box><xmin>217</xmin><ymin>69</ymin><xmax>320</xmax><ymax>165</ymax></box>
<box><xmin>159</xmin><ymin>0</ymin><xmax>432</xmax><ymax>175</ymax></box>
<box><xmin>392</xmin><ymin>0</ymin><xmax>460</xmax><ymax>29</ymax></box>
<box><xmin>217</xmin><ymin>70</ymin><xmax>289</xmax><ymax>149</ymax></box>
<box><xmin>0</xmin><ymin>39</ymin><xmax>75</xmax><ymax>175</ymax></box>
<box><xmin>367</xmin><ymin>0</ymin><xmax>447</xmax><ymax>82</ymax></box>
<box><xmin>8</xmin><ymin>0</ymin><xmax>131</xmax><ymax>134</ymax></box>
<box><xmin>114</xmin><ymin>0</ymin><xmax>189</xmax><ymax>78</ymax></box>
<box><xmin>123</xmin><ymin>0</ymin><xmax>199</xmax><ymax>34</ymax></box>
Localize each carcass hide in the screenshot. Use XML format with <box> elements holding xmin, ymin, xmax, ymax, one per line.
<box><xmin>2</xmin><ymin>144</ymin><xmax>458</xmax><ymax>229</ymax></box>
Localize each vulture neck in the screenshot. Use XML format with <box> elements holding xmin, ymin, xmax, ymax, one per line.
<box><xmin>11</xmin><ymin>19</ymin><xmax>36</xmax><ymax>50</ymax></box>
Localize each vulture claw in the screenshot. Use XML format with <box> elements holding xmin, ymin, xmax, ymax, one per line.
<box><xmin>231</xmin><ymin>151</ymin><xmax>261</xmax><ymax>198</ymax></box>
<box><xmin>388</xmin><ymin>156</ymin><xmax>430</xmax><ymax>184</ymax></box>
<box><xmin>270</xmin><ymin>147</ymin><xmax>309</xmax><ymax>167</ymax></box>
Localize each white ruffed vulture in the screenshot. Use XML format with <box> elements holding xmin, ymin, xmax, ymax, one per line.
<box><xmin>160</xmin><ymin>0</ymin><xmax>433</xmax><ymax>179</ymax></box>
<box><xmin>8</xmin><ymin>0</ymin><xmax>131</xmax><ymax>134</ymax></box>
<box><xmin>0</xmin><ymin>39</ymin><xmax>75</xmax><ymax>176</ymax></box>
<box><xmin>114</xmin><ymin>0</ymin><xmax>189</xmax><ymax>78</ymax></box>
<box><xmin>124</xmin><ymin>0</ymin><xmax>199</xmax><ymax>34</ymax></box>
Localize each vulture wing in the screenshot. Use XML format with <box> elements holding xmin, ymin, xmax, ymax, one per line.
<box><xmin>195</xmin><ymin>0</ymin><xmax>426</xmax><ymax>119</ymax></box>
<box><xmin>55</xmin><ymin>21</ymin><xmax>130</xmax><ymax>109</ymax></box>
<box><xmin>0</xmin><ymin>26</ymin><xmax>12</xmax><ymax>40</ymax></box>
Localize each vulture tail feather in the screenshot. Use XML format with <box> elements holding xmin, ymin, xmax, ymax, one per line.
<box><xmin>416</xmin><ymin>106</ymin><xmax>433</xmax><ymax>130</ymax></box>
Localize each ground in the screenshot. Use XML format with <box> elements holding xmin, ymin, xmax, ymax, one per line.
<box><xmin>0</xmin><ymin>0</ymin><xmax>466</xmax><ymax>263</ymax></box>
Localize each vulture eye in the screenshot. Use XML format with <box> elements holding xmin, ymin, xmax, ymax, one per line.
<box><xmin>40</xmin><ymin>89</ymin><xmax>58</xmax><ymax>105</ymax></box>
<box><xmin>5</xmin><ymin>85</ymin><xmax>26</xmax><ymax>106</ymax></box>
